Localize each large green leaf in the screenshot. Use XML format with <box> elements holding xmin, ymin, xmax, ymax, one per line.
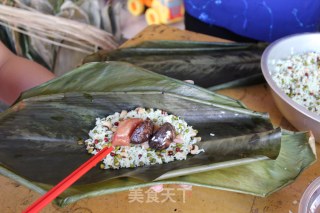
<box><xmin>18</xmin><ymin>62</ymin><xmax>251</xmax><ymax>110</ymax></box>
<box><xmin>0</xmin><ymin>93</ymin><xmax>314</xmax><ymax>206</ymax></box>
<box><xmin>83</xmin><ymin>41</ymin><xmax>267</xmax><ymax>90</ymax></box>
<box><xmin>0</xmin><ymin>91</ymin><xmax>279</xmax><ymax>183</ymax></box>
<box><xmin>0</xmin><ymin>62</ymin><xmax>315</xmax><ymax>206</ymax></box>
<box><xmin>54</xmin><ymin>130</ymin><xmax>315</xmax><ymax>206</ymax></box>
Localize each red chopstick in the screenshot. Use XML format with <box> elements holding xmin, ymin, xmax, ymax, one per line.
<box><xmin>23</xmin><ymin>146</ymin><xmax>114</xmax><ymax>213</ymax></box>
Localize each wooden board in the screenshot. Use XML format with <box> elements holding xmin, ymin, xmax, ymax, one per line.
<box><xmin>1</xmin><ymin>25</ymin><xmax>319</xmax><ymax>213</ymax></box>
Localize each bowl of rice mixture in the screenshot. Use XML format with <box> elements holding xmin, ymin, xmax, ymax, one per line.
<box><xmin>261</xmin><ymin>33</ymin><xmax>320</xmax><ymax>141</ymax></box>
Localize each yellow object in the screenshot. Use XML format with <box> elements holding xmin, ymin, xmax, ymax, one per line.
<box><xmin>145</xmin><ymin>8</ymin><xmax>161</xmax><ymax>25</ymax></box>
<box><xmin>128</xmin><ymin>0</ymin><xmax>184</xmax><ymax>25</ymax></box>
<box><xmin>127</xmin><ymin>0</ymin><xmax>145</xmax><ymax>16</ymax></box>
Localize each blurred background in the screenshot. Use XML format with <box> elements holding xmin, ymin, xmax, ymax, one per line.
<box><xmin>122</xmin><ymin>0</ymin><xmax>184</xmax><ymax>38</ymax></box>
<box><xmin>0</xmin><ymin>0</ymin><xmax>185</xmax><ymax>111</ymax></box>
<box><xmin>0</xmin><ymin>0</ymin><xmax>185</xmax><ymax>75</ymax></box>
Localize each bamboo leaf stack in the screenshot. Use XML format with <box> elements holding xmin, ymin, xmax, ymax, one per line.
<box><xmin>0</xmin><ymin>61</ymin><xmax>316</xmax><ymax>206</ymax></box>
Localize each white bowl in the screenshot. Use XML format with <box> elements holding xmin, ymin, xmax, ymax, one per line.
<box><xmin>261</xmin><ymin>33</ymin><xmax>320</xmax><ymax>141</ymax></box>
<box><xmin>299</xmin><ymin>177</ymin><xmax>320</xmax><ymax>213</ymax></box>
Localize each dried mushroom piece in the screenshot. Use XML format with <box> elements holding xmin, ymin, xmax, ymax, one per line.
<box><xmin>130</xmin><ymin>118</ymin><xmax>154</xmax><ymax>144</ymax></box>
<box><xmin>149</xmin><ymin>122</ymin><xmax>176</xmax><ymax>150</ymax></box>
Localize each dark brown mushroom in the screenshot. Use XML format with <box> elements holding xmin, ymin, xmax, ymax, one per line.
<box><xmin>149</xmin><ymin>122</ymin><xmax>176</xmax><ymax>150</ymax></box>
<box><xmin>130</xmin><ymin>118</ymin><xmax>154</xmax><ymax>144</ymax></box>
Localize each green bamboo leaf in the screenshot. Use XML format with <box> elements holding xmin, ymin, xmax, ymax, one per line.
<box><xmin>84</xmin><ymin>40</ymin><xmax>265</xmax><ymax>59</ymax></box>
<box><xmin>0</xmin><ymin>61</ymin><xmax>315</xmax><ymax>206</ymax></box>
<box><xmin>83</xmin><ymin>41</ymin><xmax>267</xmax><ymax>89</ymax></box>
<box><xmin>17</xmin><ymin>62</ymin><xmax>250</xmax><ymax>110</ymax></box>
<box><xmin>0</xmin><ymin>92</ymin><xmax>314</xmax><ymax>206</ymax></box>
<box><xmin>51</xmin><ymin>131</ymin><xmax>314</xmax><ymax>206</ymax></box>
<box><xmin>123</xmin><ymin>40</ymin><xmax>267</xmax><ymax>49</ymax></box>
<box><xmin>0</xmin><ymin>91</ymin><xmax>278</xmax><ymax>184</ymax></box>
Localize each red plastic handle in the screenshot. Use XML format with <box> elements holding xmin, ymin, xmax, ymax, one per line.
<box><xmin>24</xmin><ymin>146</ymin><xmax>114</xmax><ymax>213</ymax></box>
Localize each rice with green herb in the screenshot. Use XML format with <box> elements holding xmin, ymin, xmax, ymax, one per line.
<box><xmin>271</xmin><ymin>51</ymin><xmax>320</xmax><ymax>114</ymax></box>
<box><xmin>85</xmin><ymin>108</ymin><xmax>203</xmax><ymax>169</ymax></box>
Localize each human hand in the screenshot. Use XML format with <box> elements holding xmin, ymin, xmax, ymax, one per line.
<box><xmin>0</xmin><ymin>42</ymin><xmax>55</xmax><ymax>104</ymax></box>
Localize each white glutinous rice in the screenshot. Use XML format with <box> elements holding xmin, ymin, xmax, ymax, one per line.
<box><xmin>271</xmin><ymin>51</ymin><xmax>320</xmax><ymax>115</ymax></box>
<box><xmin>84</xmin><ymin>108</ymin><xmax>204</xmax><ymax>169</ymax></box>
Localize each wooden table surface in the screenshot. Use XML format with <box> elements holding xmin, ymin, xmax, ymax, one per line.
<box><xmin>0</xmin><ymin>25</ymin><xmax>319</xmax><ymax>213</ymax></box>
